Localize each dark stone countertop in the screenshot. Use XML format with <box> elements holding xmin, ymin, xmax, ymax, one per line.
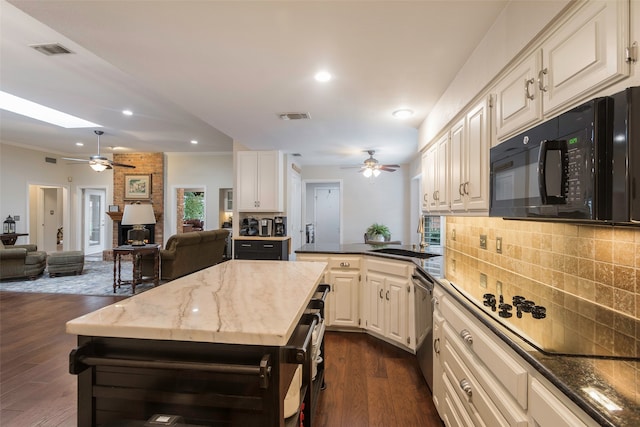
<box><xmin>295</xmin><ymin>243</ymin><xmax>638</xmax><ymax>427</ymax></box>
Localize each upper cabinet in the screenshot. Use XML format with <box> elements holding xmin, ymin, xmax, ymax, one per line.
<box><xmin>236</xmin><ymin>151</ymin><xmax>283</xmax><ymax>212</ymax></box>
<box><xmin>495</xmin><ymin>0</ymin><xmax>630</xmax><ymax>141</ymax></box>
<box><xmin>421</xmin><ymin>133</ymin><xmax>449</xmax><ymax>213</ymax></box>
<box><xmin>450</xmin><ymin>98</ymin><xmax>492</xmax><ymax>212</ymax></box>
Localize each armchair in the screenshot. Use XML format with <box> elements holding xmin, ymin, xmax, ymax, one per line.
<box><xmin>0</xmin><ymin>242</ymin><xmax>47</xmax><ymax>280</ymax></box>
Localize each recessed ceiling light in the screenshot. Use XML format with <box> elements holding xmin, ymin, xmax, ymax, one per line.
<box><xmin>75</xmin><ymin>142</ymin><xmax>84</xmax><ymax>146</ymax></box>
<box><xmin>190</xmin><ymin>140</ymin><xmax>198</xmax><ymax>144</ymax></box>
<box><xmin>0</xmin><ymin>90</ymin><xmax>101</xmax><ymax>128</ymax></box>
<box><xmin>122</xmin><ymin>109</ymin><xmax>133</xmax><ymax>116</ymax></box>
<box><xmin>314</xmin><ymin>71</ymin><xmax>332</xmax><ymax>82</ymax></box>
<box><xmin>392</xmin><ymin>109</ymin><xmax>414</xmax><ymax>119</ymax></box>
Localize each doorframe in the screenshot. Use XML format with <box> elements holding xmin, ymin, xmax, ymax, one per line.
<box><xmin>29</xmin><ymin>183</ymin><xmax>70</xmax><ymax>252</ymax></box>
<box><xmin>169</xmin><ymin>184</ymin><xmax>207</xmax><ymax>243</ymax></box>
<box><xmin>76</xmin><ymin>185</ymin><xmax>110</xmax><ymax>253</ymax></box>
<box><xmin>302</xmin><ymin>179</ymin><xmax>343</xmax><ymax>244</ymax></box>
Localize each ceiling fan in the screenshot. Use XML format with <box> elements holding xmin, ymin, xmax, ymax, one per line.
<box><xmin>63</xmin><ymin>130</ymin><xmax>135</xmax><ymax>172</ymax></box>
<box><xmin>342</xmin><ymin>150</ymin><xmax>400</xmax><ymax>177</ymax></box>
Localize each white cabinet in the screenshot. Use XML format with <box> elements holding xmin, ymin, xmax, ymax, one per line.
<box><xmin>364</xmin><ymin>258</ymin><xmax>412</xmax><ymax>349</ymax></box>
<box><xmin>296</xmin><ymin>254</ymin><xmax>360</xmax><ymax>328</ymax></box>
<box><xmin>422</xmin><ymin>133</ymin><xmax>449</xmax><ymax>213</ymax></box>
<box><xmin>236</xmin><ymin>151</ymin><xmax>283</xmax><ymax>212</ymax></box>
<box><xmin>495</xmin><ymin>0</ymin><xmax>629</xmax><ymax>141</ymax></box>
<box><xmin>450</xmin><ymin>98</ymin><xmax>491</xmax><ymax>213</ymax></box>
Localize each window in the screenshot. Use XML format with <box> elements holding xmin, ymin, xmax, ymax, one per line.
<box><xmin>421</xmin><ymin>216</ymin><xmax>442</xmax><ymax>246</ymax></box>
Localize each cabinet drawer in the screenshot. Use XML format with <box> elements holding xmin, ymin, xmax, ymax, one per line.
<box><xmin>296</xmin><ymin>254</ymin><xmax>329</xmax><ymax>263</ymax></box>
<box><xmin>529</xmin><ymin>378</ymin><xmax>589</xmax><ymax>427</ymax></box>
<box><xmin>441</xmin><ymin>296</ymin><xmax>528</xmax><ymax>409</ymax></box>
<box><xmin>328</xmin><ymin>256</ymin><xmax>361</xmax><ymax>270</ymax></box>
<box><xmin>234</xmin><ymin>240</ymin><xmax>287</xmax><ymax>260</ymax></box>
<box><xmin>366</xmin><ymin>258</ymin><xmax>412</xmax><ymax>277</ymax></box>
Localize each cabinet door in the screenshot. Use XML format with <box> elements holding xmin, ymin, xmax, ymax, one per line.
<box><xmin>494</xmin><ymin>52</ymin><xmax>543</xmax><ymax>141</ymax></box>
<box><xmin>432</xmin><ymin>309</ymin><xmax>445</xmax><ymax>418</ymax></box>
<box><xmin>464</xmin><ymin>99</ymin><xmax>490</xmax><ymax>211</ymax></box>
<box><xmin>385</xmin><ymin>276</ymin><xmax>409</xmax><ymax>347</ymax></box>
<box><xmin>237</xmin><ymin>151</ymin><xmax>259</xmax><ymax>211</ymax></box>
<box><xmin>541</xmin><ymin>0</ymin><xmax>629</xmax><ymax>115</ymax></box>
<box><xmin>329</xmin><ymin>270</ymin><xmax>360</xmax><ymax>328</ymax></box>
<box><xmin>434</xmin><ymin>134</ymin><xmax>449</xmax><ymax>212</ymax></box>
<box><xmin>255</xmin><ymin>151</ymin><xmax>283</xmax><ymax>211</ymax></box>
<box><xmin>529</xmin><ymin>378</ymin><xmax>589</xmax><ymax>427</ymax></box>
<box><xmin>421</xmin><ymin>147</ymin><xmax>436</xmax><ymax>212</ymax></box>
<box><xmin>365</xmin><ymin>272</ymin><xmax>385</xmax><ymax>336</ymax></box>
<box><xmin>449</xmin><ymin>118</ymin><xmax>465</xmax><ymax>211</ymax></box>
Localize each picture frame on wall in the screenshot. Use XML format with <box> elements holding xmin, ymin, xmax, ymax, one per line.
<box><xmin>124</xmin><ymin>174</ymin><xmax>152</xmax><ymax>200</ymax></box>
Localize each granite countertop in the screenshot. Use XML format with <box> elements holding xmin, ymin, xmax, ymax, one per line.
<box><xmin>438</xmin><ymin>279</ymin><xmax>639</xmax><ymax>427</ymax></box>
<box><xmin>66</xmin><ymin>260</ymin><xmax>327</xmax><ymax>347</ymax></box>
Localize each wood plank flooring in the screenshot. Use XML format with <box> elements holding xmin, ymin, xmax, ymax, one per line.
<box><xmin>0</xmin><ymin>291</ymin><xmax>443</xmax><ymax>426</ymax></box>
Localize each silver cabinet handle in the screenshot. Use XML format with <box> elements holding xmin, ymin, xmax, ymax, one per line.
<box><xmin>525</xmin><ymin>77</ymin><xmax>535</xmax><ymax>100</ymax></box>
<box><xmin>460</xmin><ymin>379</ymin><xmax>472</xmax><ymax>398</ymax></box>
<box><xmin>459</xmin><ymin>183</ymin><xmax>464</xmax><ymax>196</ymax></box>
<box><xmin>379</xmin><ymin>289</ymin><xmax>384</xmax><ymax>299</ymax></box>
<box><xmin>340</xmin><ymin>261</ymin><xmax>350</xmax><ymax>267</ymax></box>
<box><xmin>460</xmin><ymin>329</ymin><xmax>473</xmax><ymax>345</ymax></box>
<box><xmin>385</xmin><ymin>290</ymin><xmax>390</xmax><ymax>301</ymax></box>
<box><xmin>423</xmin><ymin>193</ymin><xmax>429</xmax><ymax>202</ymax></box>
<box><xmin>433</xmin><ymin>337</ymin><xmax>440</xmax><ymax>355</ymax></box>
<box><xmin>538</xmin><ymin>68</ymin><xmax>548</xmax><ymax>92</ymax></box>
<box><xmin>464</xmin><ymin>182</ymin><xmax>469</xmax><ymax>195</ymax></box>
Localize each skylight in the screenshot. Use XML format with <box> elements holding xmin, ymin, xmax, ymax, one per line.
<box><xmin>0</xmin><ymin>91</ymin><xmax>102</xmax><ymax>128</ymax></box>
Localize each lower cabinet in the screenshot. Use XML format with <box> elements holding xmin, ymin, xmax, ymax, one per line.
<box><xmin>433</xmin><ymin>284</ymin><xmax>600</xmax><ymax>427</ymax></box>
<box><xmin>364</xmin><ymin>258</ymin><xmax>412</xmax><ymax>349</ymax></box>
<box><xmin>297</xmin><ymin>253</ymin><xmax>417</xmax><ymax>351</ymax></box>
<box><xmin>234</xmin><ymin>239</ymin><xmax>289</xmax><ymax>260</ymax></box>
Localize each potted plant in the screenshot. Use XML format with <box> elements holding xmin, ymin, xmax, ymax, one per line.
<box><xmin>366</xmin><ymin>223</ymin><xmax>390</xmax><ymax>242</ymax></box>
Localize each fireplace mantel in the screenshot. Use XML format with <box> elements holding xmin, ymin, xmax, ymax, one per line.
<box><xmin>106</xmin><ymin>211</ymin><xmax>162</xmax><ymax>222</ymax></box>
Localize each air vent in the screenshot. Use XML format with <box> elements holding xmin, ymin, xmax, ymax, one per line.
<box><xmin>278</xmin><ymin>112</ymin><xmax>311</xmax><ymax>120</ymax></box>
<box><xmin>30</xmin><ymin>43</ymin><xmax>74</xmax><ymax>56</ymax></box>
<box><xmin>45</xmin><ymin>157</ymin><xmax>57</xmax><ymax>164</ymax></box>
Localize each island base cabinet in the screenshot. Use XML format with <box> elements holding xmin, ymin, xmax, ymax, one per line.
<box><xmin>71</xmin><ymin>317</ymin><xmax>324</xmax><ymax>427</ymax></box>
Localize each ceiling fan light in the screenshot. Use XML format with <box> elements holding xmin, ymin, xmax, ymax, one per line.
<box><xmin>363</xmin><ymin>168</ymin><xmax>373</xmax><ymax>178</ymax></box>
<box><xmin>89</xmin><ymin>161</ymin><xmax>108</xmax><ymax>172</ymax></box>
<box><xmin>373</xmin><ymin>169</ymin><xmax>381</xmax><ymax>177</ymax></box>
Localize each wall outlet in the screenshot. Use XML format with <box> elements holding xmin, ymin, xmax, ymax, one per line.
<box><xmin>451</xmin><ymin>259</ymin><xmax>456</xmax><ymax>272</ymax></box>
<box><xmin>480</xmin><ymin>234</ymin><xmax>487</xmax><ymax>249</ymax></box>
<box><xmin>13</xmin><ymin>215</ymin><xmax>20</xmax><ymax>221</ymax></box>
<box><xmin>496</xmin><ymin>237</ymin><xmax>502</xmax><ymax>253</ymax></box>
<box><xmin>451</xmin><ymin>228</ymin><xmax>456</xmax><ymax>241</ymax></box>
<box><xmin>480</xmin><ymin>273</ymin><xmax>487</xmax><ymax>288</ymax></box>
<box><xmin>496</xmin><ymin>280</ymin><xmax>503</xmax><ymax>296</ymax></box>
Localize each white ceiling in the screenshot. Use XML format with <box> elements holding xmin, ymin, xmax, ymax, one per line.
<box><xmin>1</xmin><ymin>0</ymin><xmax>508</xmax><ymax>167</ymax></box>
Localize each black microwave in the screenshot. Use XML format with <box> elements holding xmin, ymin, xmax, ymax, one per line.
<box><xmin>489</xmin><ymin>87</ymin><xmax>639</xmax><ymax>224</ymax></box>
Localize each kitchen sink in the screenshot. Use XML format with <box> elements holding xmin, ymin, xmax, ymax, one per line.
<box><xmin>371</xmin><ymin>248</ymin><xmax>440</xmax><ymax>259</ymax></box>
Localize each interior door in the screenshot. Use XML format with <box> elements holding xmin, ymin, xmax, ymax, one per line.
<box><xmin>313</xmin><ymin>187</ymin><xmax>340</xmax><ymax>244</ymax></box>
<box><xmin>84</xmin><ymin>189</ymin><xmax>106</xmax><ymax>255</ymax></box>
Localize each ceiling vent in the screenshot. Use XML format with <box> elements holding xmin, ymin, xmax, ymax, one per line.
<box><xmin>278</xmin><ymin>112</ymin><xmax>311</xmax><ymax>120</ymax></box>
<box><xmin>30</xmin><ymin>43</ymin><xmax>74</xmax><ymax>56</ymax></box>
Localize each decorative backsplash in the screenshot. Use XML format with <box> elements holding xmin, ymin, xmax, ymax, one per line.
<box><xmin>445</xmin><ymin>216</ymin><xmax>639</xmax><ymax>404</ymax></box>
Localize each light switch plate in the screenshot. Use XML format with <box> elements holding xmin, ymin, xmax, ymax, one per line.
<box><xmin>13</xmin><ymin>215</ymin><xmax>20</xmax><ymax>221</ymax></box>
<box><xmin>451</xmin><ymin>228</ymin><xmax>456</xmax><ymax>241</ymax></box>
<box><xmin>480</xmin><ymin>234</ymin><xmax>487</xmax><ymax>249</ymax></box>
<box><xmin>496</xmin><ymin>237</ymin><xmax>502</xmax><ymax>253</ymax></box>
<box><xmin>480</xmin><ymin>273</ymin><xmax>487</xmax><ymax>288</ymax></box>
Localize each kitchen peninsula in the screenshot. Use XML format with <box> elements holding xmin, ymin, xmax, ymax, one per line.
<box><xmin>66</xmin><ymin>260</ymin><xmax>327</xmax><ymax>427</ymax></box>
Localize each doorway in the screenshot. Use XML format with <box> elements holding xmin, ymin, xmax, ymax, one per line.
<box><xmin>304</xmin><ymin>181</ymin><xmax>342</xmax><ymax>244</ymax></box>
<box><xmin>29</xmin><ymin>184</ymin><xmax>69</xmax><ymax>253</ymax></box>
<box><xmin>83</xmin><ymin>189</ymin><xmax>106</xmax><ymax>255</ymax></box>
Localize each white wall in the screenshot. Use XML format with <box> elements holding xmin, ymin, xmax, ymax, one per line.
<box><xmin>0</xmin><ymin>143</ymin><xmax>112</xmax><ymax>249</ymax></box>
<box><xmin>164</xmin><ymin>152</ymin><xmax>234</xmax><ymax>244</ymax></box>
<box><xmin>302</xmin><ymin>165</ymin><xmax>410</xmax><ymax>244</ymax></box>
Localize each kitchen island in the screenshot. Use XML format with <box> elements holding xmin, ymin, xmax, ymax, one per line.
<box><xmin>67</xmin><ymin>260</ymin><xmax>328</xmax><ymax>427</ymax></box>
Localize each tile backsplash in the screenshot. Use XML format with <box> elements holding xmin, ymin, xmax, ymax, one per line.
<box><xmin>445</xmin><ymin>216</ymin><xmax>639</xmax><ymax>404</ymax></box>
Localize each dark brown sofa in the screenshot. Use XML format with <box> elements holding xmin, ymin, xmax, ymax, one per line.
<box><xmin>0</xmin><ymin>242</ymin><xmax>47</xmax><ymax>280</ymax></box>
<box><xmin>141</xmin><ymin>229</ymin><xmax>228</xmax><ymax>281</ymax></box>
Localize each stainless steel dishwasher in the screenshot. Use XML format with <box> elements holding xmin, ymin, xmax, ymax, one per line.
<box><xmin>413</xmin><ymin>268</ymin><xmax>435</xmax><ymax>391</ymax></box>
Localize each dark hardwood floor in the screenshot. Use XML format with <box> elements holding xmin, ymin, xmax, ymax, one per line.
<box><xmin>0</xmin><ymin>291</ymin><xmax>442</xmax><ymax>427</ymax></box>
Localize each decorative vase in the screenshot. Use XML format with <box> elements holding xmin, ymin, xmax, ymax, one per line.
<box><xmin>372</xmin><ymin>234</ymin><xmax>385</xmax><ymax>242</ymax></box>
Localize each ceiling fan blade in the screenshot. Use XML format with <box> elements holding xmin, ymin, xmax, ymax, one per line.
<box><xmin>62</xmin><ymin>157</ymin><xmax>90</xmax><ymax>163</ymax></box>
<box><xmin>111</xmin><ymin>162</ymin><xmax>136</xmax><ymax>169</ymax></box>
<box><xmin>381</xmin><ymin>164</ymin><xmax>400</xmax><ymax>168</ymax></box>
<box><xmin>340</xmin><ymin>165</ymin><xmax>363</xmax><ymax>169</ymax></box>
<box><xmin>379</xmin><ymin>166</ymin><xmax>397</xmax><ymax>172</ymax></box>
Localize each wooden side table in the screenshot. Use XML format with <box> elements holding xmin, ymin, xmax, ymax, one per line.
<box><xmin>112</xmin><ymin>244</ymin><xmax>160</xmax><ymax>293</ymax></box>
<box><xmin>0</xmin><ymin>233</ymin><xmax>28</xmax><ymax>245</ymax></box>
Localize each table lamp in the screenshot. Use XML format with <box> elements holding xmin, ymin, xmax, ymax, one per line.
<box><xmin>121</xmin><ymin>202</ymin><xmax>156</xmax><ymax>246</ymax></box>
